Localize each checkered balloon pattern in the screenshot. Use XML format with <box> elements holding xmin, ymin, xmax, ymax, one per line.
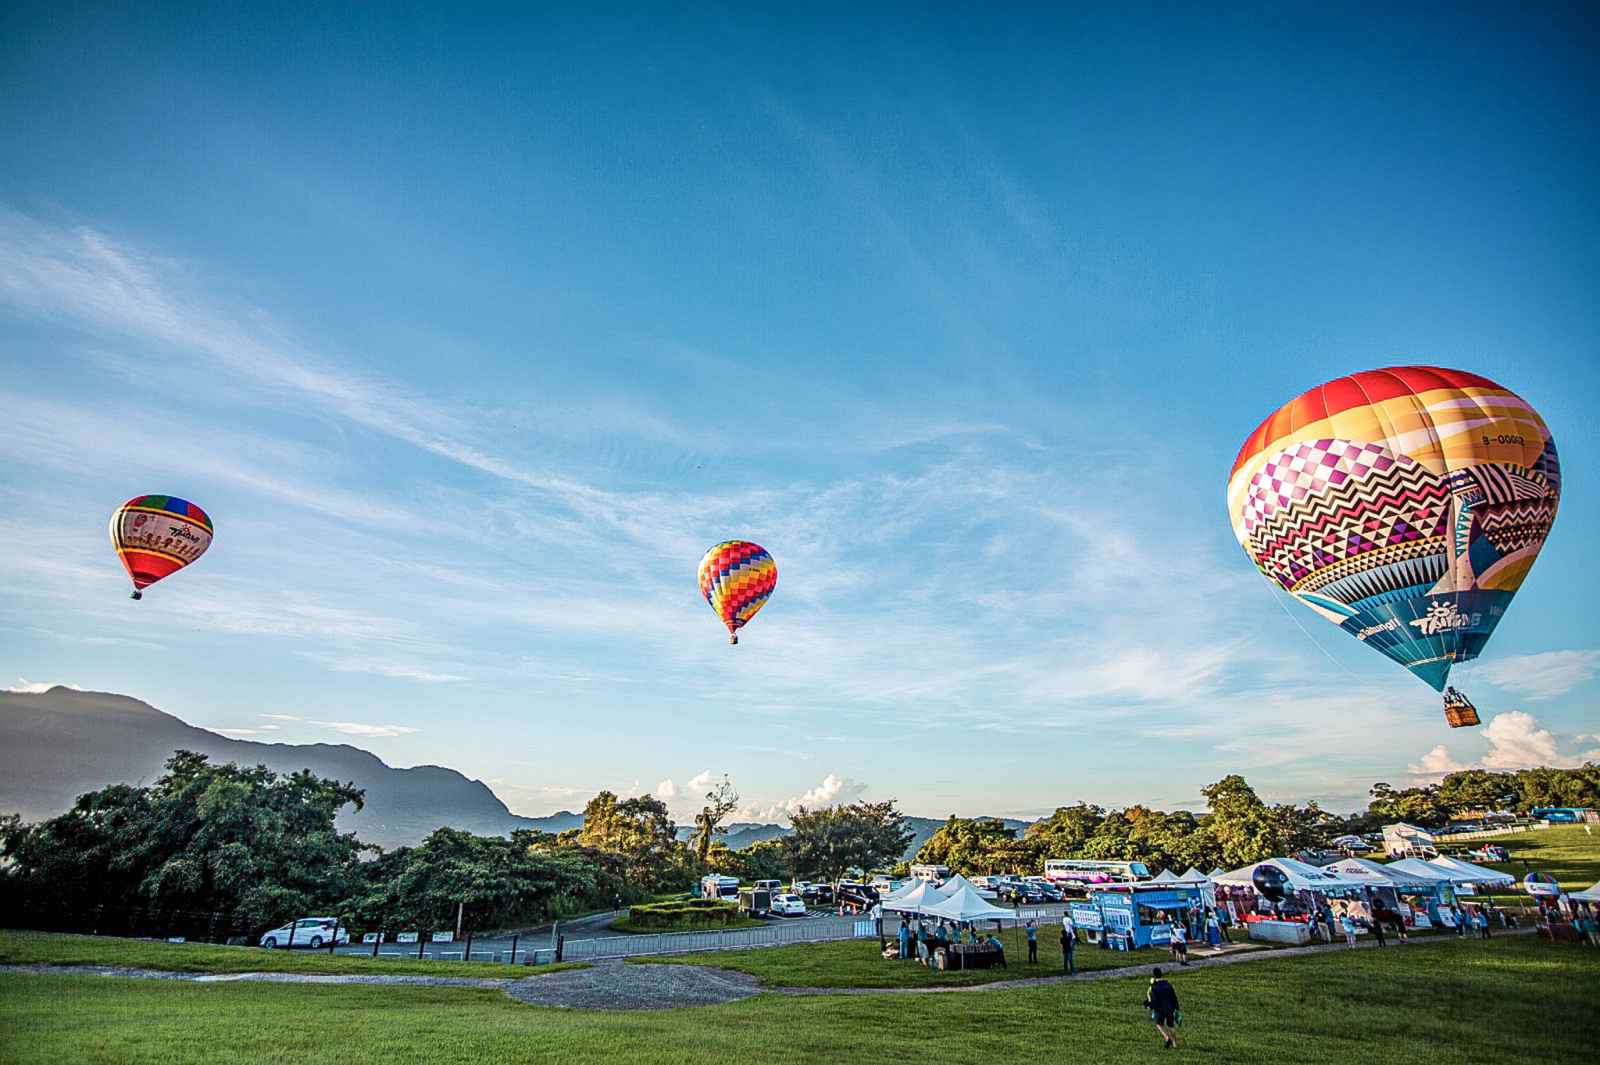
<box><xmin>697</xmin><ymin>540</ymin><xmax>777</xmax><ymax>644</ymax></box>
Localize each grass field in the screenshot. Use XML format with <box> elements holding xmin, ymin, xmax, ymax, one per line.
<box><xmin>0</xmin><ymin>937</ymin><xmax>1592</xmax><ymax>1064</ymax></box>
<box><xmin>632</xmin><ymin>933</ymin><xmax>1219</xmax><ymax>987</ymax></box>
<box><xmin>1454</xmin><ymin>824</ymin><xmax>1600</xmax><ymax>890</ymax></box>
<box><xmin>0</xmin><ymin>931</ymin><xmax>583</xmax><ymax>978</ymax></box>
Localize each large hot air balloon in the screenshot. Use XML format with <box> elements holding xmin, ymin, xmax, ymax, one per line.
<box><xmin>1228</xmin><ymin>366</ymin><xmax>1560</xmax><ymax>728</ymax></box>
<box><xmin>109</xmin><ymin>495</ymin><xmax>214</xmax><ymax>600</ymax></box>
<box><xmin>697</xmin><ymin>540</ymin><xmax>776</xmax><ymax>645</ymax></box>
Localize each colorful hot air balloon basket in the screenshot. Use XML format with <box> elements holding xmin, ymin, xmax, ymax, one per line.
<box><xmin>1229</xmin><ymin>367</ymin><xmax>1559</xmax><ymax>693</ymax></box>
<box><xmin>699</xmin><ymin>541</ymin><xmax>776</xmax><ymax>642</ymax></box>
<box><xmin>111</xmin><ymin>495</ymin><xmax>214</xmax><ymax>592</ymax></box>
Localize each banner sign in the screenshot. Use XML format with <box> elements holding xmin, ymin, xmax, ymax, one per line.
<box><xmin>431</xmin><ymin>932</ymin><xmax>454</xmax><ymax>943</ymax></box>
<box><xmin>1068</xmin><ymin>902</ymin><xmax>1103</xmax><ymax>930</ymax></box>
<box><xmin>362</xmin><ymin>933</ymin><xmax>383</xmax><ymax>944</ymax></box>
<box><xmin>395</xmin><ymin>932</ymin><xmax>419</xmax><ymax>944</ymax></box>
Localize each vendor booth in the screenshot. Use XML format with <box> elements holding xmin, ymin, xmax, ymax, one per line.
<box><xmin>1214</xmin><ymin>858</ymin><xmax>1365</xmax><ymax>941</ymax></box>
<box><xmin>1323</xmin><ymin>857</ymin><xmax>1453</xmax><ymax>927</ymax></box>
<box><xmin>1425</xmin><ymin>855</ymin><xmax>1515</xmax><ymax>894</ymax></box>
<box><xmin>1088</xmin><ymin>885</ymin><xmax>1204</xmax><ymax>949</ymax></box>
<box><xmin>917</xmin><ymin>883</ymin><xmax>1015</xmax><ymax>970</ymax></box>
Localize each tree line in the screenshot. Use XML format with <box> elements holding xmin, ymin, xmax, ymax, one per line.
<box><xmin>914</xmin><ymin>765</ymin><xmax>1600</xmax><ymax>878</ymax></box>
<box><xmin>2</xmin><ymin>752</ymin><xmax>1593</xmax><ymax>938</ymax></box>
<box><xmin>0</xmin><ymin>752</ymin><xmax>911</xmax><ymax>937</ymax></box>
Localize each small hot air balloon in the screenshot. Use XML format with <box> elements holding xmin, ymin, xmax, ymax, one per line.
<box><xmin>1251</xmin><ymin>864</ymin><xmax>1291</xmax><ymax>903</ymax></box>
<box><xmin>1228</xmin><ymin>367</ymin><xmax>1560</xmax><ymax>727</ymax></box>
<box><xmin>697</xmin><ymin>540</ymin><xmax>776</xmax><ymax>645</ymax></box>
<box><xmin>109</xmin><ymin>495</ymin><xmax>214</xmax><ymax>600</ymax></box>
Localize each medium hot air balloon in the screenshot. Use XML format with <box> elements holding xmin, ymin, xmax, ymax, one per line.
<box><xmin>1228</xmin><ymin>366</ymin><xmax>1560</xmax><ymax>728</ymax></box>
<box><xmin>697</xmin><ymin>540</ymin><xmax>776</xmax><ymax>645</ymax></box>
<box><xmin>109</xmin><ymin>495</ymin><xmax>214</xmax><ymax>600</ymax></box>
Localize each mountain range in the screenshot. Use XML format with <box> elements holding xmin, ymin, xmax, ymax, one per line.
<box><xmin>0</xmin><ymin>687</ymin><xmax>580</xmax><ymax>849</ymax></box>
<box><xmin>0</xmin><ymin>687</ymin><xmax>1029</xmax><ymax>854</ymax></box>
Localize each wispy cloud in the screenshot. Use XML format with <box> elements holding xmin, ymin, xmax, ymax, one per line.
<box><xmin>309</xmin><ymin>720</ymin><xmax>421</xmax><ymax>738</ymax></box>
<box><xmin>209</xmin><ymin>725</ymin><xmax>280</xmax><ymax>737</ymax></box>
<box><xmin>1468</xmin><ymin>650</ymin><xmax>1600</xmax><ymax>701</ymax></box>
<box><xmin>4</xmin><ymin>678</ymin><xmax>82</xmax><ymax>694</ymax></box>
<box><xmin>297</xmin><ymin>653</ymin><xmax>467</xmax><ymax>684</ymax></box>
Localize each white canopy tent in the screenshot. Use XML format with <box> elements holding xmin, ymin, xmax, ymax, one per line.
<box><xmin>940</xmin><ymin>873</ymin><xmax>998</xmax><ymax>899</ymax></box>
<box><xmin>1178</xmin><ymin>867</ymin><xmax>1208</xmax><ymax>883</ymax></box>
<box><xmin>881</xmin><ymin>880</ymin><xmax>952</xmax><ymax>913</ymax></box>
<box><xmin>920</xmin><ymin>883</ymin><xmax>1015</xmax><ymax>923</ymax></box>
<box><xmin>1384</xmin><ymin>858</ymin><xmax>1456</xmax><ymax>884</ymax></box>
<box><xmin>1150</xmin><ymin>868</ymin><xmax>1182</xmax><ymax>883</ymax></box>
<box><xmin>1570</xmin><ymin>881</ymin><xmax>1600</xmax><ymax>902</ymax></box>
<box><xmin>1325</xmin><ymin>857</ymin><xmax>1443</xmax><ymax>892</ymax></box>
<box><xmin>1426</xmin><ymin>856</ymin><xmax>1515</xmax><ymax>889</ymax></box>
<box><xmin>1214</xmin><ymin>857</ymin><xmax>1364</xmax><ymax>893</ymax></box>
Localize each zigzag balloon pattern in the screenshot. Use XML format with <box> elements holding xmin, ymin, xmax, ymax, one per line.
<box><xmin>1227</xmin><ymin>366</ymin><xmax>1559</xmax><ymax>725</ymax></box>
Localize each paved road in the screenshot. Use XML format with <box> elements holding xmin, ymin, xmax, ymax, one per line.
<box><xmin>325</xmin><ymin>906</ymin><xmax>842</xmax><ymax>962</ymax></box>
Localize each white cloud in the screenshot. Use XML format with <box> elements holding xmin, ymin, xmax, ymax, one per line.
<box><xmin>209</xmin><ymin>725</ymin><xmax>280</xmax><ymax>737</ymax></box>
<box><xmin>4</xmin><ymin>678</ymin><xmax>82</xmax><ymax>694</ymax></box>
<box><xmin>685</xmin><ymin>770</ymin><xmax>715</xmax><ymax>793</ymax></box>
<box><xmin>1480</xmin><ymin>711</ymin><xmax>1571</xmax><ymax>770</ymax></box>
<box><xmin>298</xmin><ymin>653</ymin><xmax>466</xmax><ymax>684</ymax></box>
<box><xmin>261</xmin><ymin>714</ymin><xmax>302</xmax><ymax>721</ymax></box>
<box><xmin>309</xmin><ymin>720</ymin><xmax>421</xmax><ymax>738</ymax></box>
<box><xmin>1408</xmin><ymin>744</ymin><xmax>1469</xmax><ymax>776</ymax></box>
<box><xmin>654</xmin><ymin>778</ymin><xmax>677</xmax><ymax>801</ymax></box>
<box><xmin>742</xmin><ymin>773</ymin><xmax>870</xmax><ymax>822</ymax></box>
<box><xmin>1470</xmin><ymin>650</ymin><xmax>1600</xmax><ymax>701</ymax></box>
<box><xmin>1408</xmin><ymin>711</ymin><xmax>1595</xmax><ymax>778</ymax></box>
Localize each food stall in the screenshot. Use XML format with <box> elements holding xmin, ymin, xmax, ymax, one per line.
<box><xmin>1087</xmin><ymin>885</ymin><xmax>1205</xmax><ymax>949</ymax></box>
<box><xmin>1213</xmin><ymin>858</ymin><xmax>1366</xmax><ymax>943</ymax></box>
<box><xmin>918</xmin><ymin>882</ymin><xmax>1016</xmax><ymax>969</ymax></box>
<box><xmin>1424</xmin><ymin>855</ymin><xmax>1516</xmax><ymax>895</ymax></box>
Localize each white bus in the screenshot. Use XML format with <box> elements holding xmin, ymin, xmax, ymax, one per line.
<box><xmin>700</xmin><ymin>874</ymin><xmax>740</xmax><ymax>900</ymax></box>
<box><xmin>1044</xmin><ymin>859</ymin><xmax>1150</xmax><ymax>888</ymax></box>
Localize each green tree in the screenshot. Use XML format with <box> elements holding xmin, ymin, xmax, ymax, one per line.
<box><xmin>784</xmin><ymin>800</ymin><xmax>913</xmax><ymax>883</ymax></box>
<box><xmin>915</xmin><ymin>817</ymin><xmax>1030</xmax><ymax>875</ymax></box>
<box><xmin>0</xmin><ymin>751</ymin><xmax>366</xmax><ymax>931</ymax></box>
<box><xmin>1199</xmin><ymin>775</ymin><xmax>1283</xmax><ymax>868</ymax></box>
<box><xmin>577</xmin><ymin>791</ymin><xmax>686</xmax><ymax>893</ymax></box>
<box><xmin>690</xmin><ymin>775</ymin><xmax>739</xmax><ymax>866</ymax></box>
<box><xmin>1023</xmin><ymin>803</ymin><xmax>1104</xmax><ymax>863</ymax></box>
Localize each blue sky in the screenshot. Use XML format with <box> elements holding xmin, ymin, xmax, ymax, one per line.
<box><xmin>2</xmin><ymin>4</ymin><xmax>1597</xmax><ymax>820</ymax></box>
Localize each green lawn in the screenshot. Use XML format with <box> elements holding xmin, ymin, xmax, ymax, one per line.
<box><xmin>0</xmin><ymin>937</ymin><xmax>1591</xmax><ymax>1064</ymax></box>
<box><xmin>0</xmin><ymin>931</ymin><xmax>582</xmax><ymax>979</ymax></box>
<box><xmin>632</xmin><ymin>932</ymin><xmax>1215</xmax><ymax>988</ymax></box>
<box><xmin>1447</xmin><ymin>824</ymin><xmax>1600</xmax><ymax>891</ymax></box>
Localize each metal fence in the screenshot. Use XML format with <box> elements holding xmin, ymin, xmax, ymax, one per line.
<box><xmin>561</xmin><ymin>914</ymin><xmax>878</xmax><ymax>960</ymax></box>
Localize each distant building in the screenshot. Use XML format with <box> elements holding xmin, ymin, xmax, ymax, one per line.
<box><xmin>1382</xmin><ymin>822</ymin><xmax>1438</xmax><ymax>858</ymax></box>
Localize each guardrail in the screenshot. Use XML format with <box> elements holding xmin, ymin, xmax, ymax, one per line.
<box><xmin>562</xmin><ymin>915</ymin><xmax>877</xmax><ymax>960</ymax></box>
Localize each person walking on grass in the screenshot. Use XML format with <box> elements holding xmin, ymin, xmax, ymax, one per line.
<box><xmin>898</xmin><ymin>917</ymin><xmax>910</xmax><ymax>961</ymax></box>
<box><xmin>1026</xmin><ymin>919</ymin><xmax>1038</xmax><ymax>964</ymax></box>
<box><xmin>1340</xmin><ymin>914</ymin><xmax>1357</xmax><ymax>948</ymax></box>
<box><xmin>1145</xmin><ymin>967</ymin><xmax>1180</xmax><ymax>1049</ymax></box>
<box><xmin>1061</xmin><ymin>923</ymin><xmax>1076</xmax><ymax>974</ymax></box>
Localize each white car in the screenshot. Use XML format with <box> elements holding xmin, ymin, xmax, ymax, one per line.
<box><xmin>771</xmin><ymin>893</ymin><xmax>808</xmax><ymax>917</ymax></box>
<box><xmin>259</xmin><ymin>917</ymin><xmax>350</xmax><ymax>949</ymax></box>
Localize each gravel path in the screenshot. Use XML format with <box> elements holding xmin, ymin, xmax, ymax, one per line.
<box><xmin>0</xmin><ymin>963</ymin><xmax>509</xmax><ymax>988</ymax></box>
<box><xmin>0</xmin><ymin>959</ymin><xmax>762</xmax><ymax>1010</ymax></box>
<box><xmin>505</xmin><ymin>961</ymin><xmax>760</xmax><ymax>1010</ymax></box>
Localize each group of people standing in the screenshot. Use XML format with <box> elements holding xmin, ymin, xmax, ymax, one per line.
<box><xmin>892</xmin><ymin>916</ymin><xmax>1004</xmax><ymax>965</ymax></box>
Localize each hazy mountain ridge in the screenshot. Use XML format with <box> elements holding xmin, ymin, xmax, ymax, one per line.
<box><xmin>0</xmin><ymin>687</ymin><xmax>580</xmax><ymax>849</ymax></box>
<box><xmin>1</xmin><ymin>688</ymin><xmax>1026</xmax><ymax>855</ymax></box>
